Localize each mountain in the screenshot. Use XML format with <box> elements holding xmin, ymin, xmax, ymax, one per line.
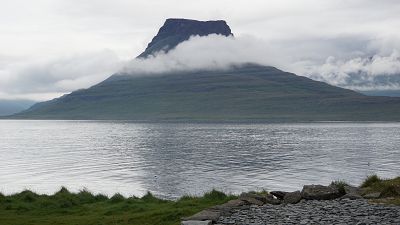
<box><xmin>138</xmin><ymin>18</ymin><xmax>232</xmax><ymax>58</ymax></box>
<box><xmin>0</xmin><ymin>99</ymin><xmax>35</xmax><ymax>116</ymax></box>
<box><xmin>9</xmin><ymin>19</ymin><xmax>400</xmax><ymax>121</ymax></box>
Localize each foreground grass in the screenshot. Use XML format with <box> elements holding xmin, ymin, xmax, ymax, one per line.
<box><xmin>360</xmin><ymin>175</ymin><xmax>400</xmax><ymax>205</ymax></box>
<box><xmin>0</xmin><ymin>188</ymin><xmax>236</xmax><ymax>225</ymax></box>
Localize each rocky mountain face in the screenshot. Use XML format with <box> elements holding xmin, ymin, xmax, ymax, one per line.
<box><xmin>138</xmin><ymin>18</ymin><xmax>232</xmax><ymax>57</ymax></box>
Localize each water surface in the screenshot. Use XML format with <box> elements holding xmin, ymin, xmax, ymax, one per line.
<box><xmin>0</xmin><ymin>120</ymin><xmax>399</xmax><ymax>199</ymax></box>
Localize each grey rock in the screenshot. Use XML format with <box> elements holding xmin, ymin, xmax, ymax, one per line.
<box><xmin>239</xmin><ymin>196</ymin><xmax>264</xmax><ymax>206</ymax></box>
<box><xmin>239</xmin><ymin>192</ymin><xmax>266</xmax><ymax>204</ymax></box>
<box><xmin>181</xmin><ymin>220</ymin><xmax>212</xmax><ymax>225</ymax></box>
<box><xmin>265</xmin><ymin>194</ymin><xmax>282</xmax><ymax>205</ymax></box>
<box><xmin>270</xmin><ymin>191</ymin><xmax>288</xmax><ymax>200</ymax></box>
<box><xmin>363</xmin><ymin>192</ymin><xmax>381</xmax><ymax>199</ymax></box>
<box><xmin>183</xmin><ymin>210</ymin><xmax>221</xmax><ymax>222</ymax></box>
<box><xmin>344</xmin><ymin>185</ymin><xmax>362</xmax><ymax>195</ymax></box>
<box><xmin>341</xmin><ymin>193</ymin><xmax>363</xmax><ymax>200</ymax></box>
<box><xmin>283</xmin><ymin>191</ymin><xmax>302</xmax><ymax>204</ymax></box>
<box><xmin>301</xmin><ymin>185</ymin><xmax>341</xmax><ymax>200</ymax></box>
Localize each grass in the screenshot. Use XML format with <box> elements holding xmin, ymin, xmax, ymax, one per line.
<box><xmin>360</xmin><ymin>175</ymin><xmax>400</xmax><ymax>205</ymax></box>
<box><xmin>0</xmin><ymin>188</ymin><xmax>236</xmax><ymax>225</ymax></box>
<box><xmin>330</xmin><ymin>180</ymin><xmax>348</xmax><ymax>195</ymax></box>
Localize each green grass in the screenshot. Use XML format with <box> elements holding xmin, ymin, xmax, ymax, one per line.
<box><xmin>0</xmin><ymin>188</ymin><xmax>236</xmax><ymax>225</ymax></box>
<box><xmin>330</xmin><ymin>180</ymin><xmax>348</xmax><ymax>195</ymax></box>
<box><xmin>360</xmin><ymin>175</ymin><xmax>400</xmax><ymax>205</ymax></box>
<box><xmin>361</xmin><ymin>174</ymin><xmax>382</xmax><ymax>188</ymax></box>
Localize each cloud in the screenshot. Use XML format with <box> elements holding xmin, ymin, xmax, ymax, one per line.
<box><xmin>122</xmin><ymin>34</ymin><xmax>400</xmax><ymax>93</ymax></box>
<box><xmin>0</xmin><ymin>50</ymin><xmax>124</xmax><ymax>100</ymax></box>
<box><xmin>304</xmin><ymin>51</ymin><xmax>400</xmax><ymax>91</ymax></box>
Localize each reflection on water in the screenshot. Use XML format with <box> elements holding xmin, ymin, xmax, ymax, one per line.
<box><xmin>0</xmin><ymin>120</ymin><xmax>399</xmax><ymax>199</ymax></box>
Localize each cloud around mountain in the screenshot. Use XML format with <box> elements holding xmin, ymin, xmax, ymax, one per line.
<box><xmin>123</xmin><ymin>34</ymin><xmax>400</xmax><ymax>93</ymax></box>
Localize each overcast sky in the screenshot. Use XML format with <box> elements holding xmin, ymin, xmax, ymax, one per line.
<box><xmin>1</xmin><ymin>0</ymin><xmax>400</xmax><ymax>101</ymax></box>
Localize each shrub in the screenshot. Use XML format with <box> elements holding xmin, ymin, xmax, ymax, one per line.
<box><xmin>76</xmin><ymin>189</ymin><xmax>96</xmax><ymax>204</ymax></box>
<box><xmin>331</xmin><ymin>180</ymin><xmax>348</xmax><ymax>195</ymax></box>
<box><xmin>361</xmin><ymin>174</ymin><xmax>381</xmax><ymax>188</ymax></box>
<box><xmin>110</xmin><ymin>193</ymin><xmax>125</xmax><ymax>203</ymax></box>
<box><xmin>94</xmin><ymin>193</ymin><xmax>109</xmax><ymax>201</ymax></box>
<box><xmin>141</xmin><ymin>191</ymin><xmax>162</xmax><ymax>202</ymax></box>
<box><xmin>380</xmin><ymin>184</ymin><xmax>400</xmax><ymax>198</ymax></box>
<box><xmin>203</xmin><ymin>189</ymin><xmax>227</xmax><ymax>200</ymax></box>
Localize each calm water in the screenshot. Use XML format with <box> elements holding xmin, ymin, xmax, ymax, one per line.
<box><xmin>0</xmin><ymin>120</ymin><xmax>399</xmax><ymax>199</ymax></box>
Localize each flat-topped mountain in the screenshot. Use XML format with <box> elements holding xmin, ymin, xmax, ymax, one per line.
<box><xmin>138</xmin><ymin>18</ymin><xmax>232</xmax><ymax>58</ymax></box>
<box><xmin>10</xmin><ymin>19</ymin><xmax>400</xmax><ymax>121</ymax></box>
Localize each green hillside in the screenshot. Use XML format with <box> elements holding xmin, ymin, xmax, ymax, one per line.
<box><xmin>11</xmin><ymin>64</ymin><xmax>400</xmax><ymax>121</ymax></box>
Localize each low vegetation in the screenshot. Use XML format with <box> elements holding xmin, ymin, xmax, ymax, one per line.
<box><xmin>361</xmin><ymin>175</ymin><xmax>400</xmax><ymax>205</ymax></box>
<box><xmin>0</xmin><ymin>188</ymin><xmax>236</xmax><ymax>225</ymax></box>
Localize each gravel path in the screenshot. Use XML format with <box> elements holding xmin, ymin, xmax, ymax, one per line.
<box><xmin>216</xmin><ymin>199</ymin><xmax>400</xmax><ymax>225</ymax></box>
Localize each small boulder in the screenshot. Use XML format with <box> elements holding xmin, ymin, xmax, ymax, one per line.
<box><xmin>240</xmin><ymin>192</ymin><xmax>266</xmax><ymax>203</ymax></box>
<box><xmin>181</xmin><ymin>220</ymin><xmax>212</xmax><ymax>225</ymax></box>
<box><xmin>270</xmin><ymin>191</ymin><xmax>288</xmax><ymax>200</ymax></box>
<box><xmin>265</xmin><ymin>194</ymin><xmax>282</xmax><ymax>205</ymax></box>
<box><xmin>344</xmin><ymin>185</ymin><xmax>362</xmax><ymax>195</ymax></box>
<box><xmin>283</xmin><ymin>191</ymin><xmax>302</xmax><ymax>204</ymax></box>
<box><xmin>340</xmin><ymin>193</ymin><xmax>363</xmax><ymax>200</ymax></box>
<box><xmin>239</xmin><ymin>196</ymin><xmax>264</xmax><ymax>206</ymax></box>
<box><xmin>301</xmin><ymin>185</ymin><xmax>341</xmax><ymax>200</ymax></box>
<box><xmin>363</xmin><ymin>192</ymin><xmax>381</xmax><ymax>199</ymax></box>
<box><xmin>182</xmin><ymin>210</ymin><xmax>221</xmax><ymax>222</ymax></box>
<box><xmin>210</xmin><ymin>199</ymin><xmax>247</xmax><ymax>214</ymax></box>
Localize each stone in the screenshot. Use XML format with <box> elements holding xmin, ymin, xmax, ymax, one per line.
<box><xmin>283</xmin><ymin>191</ymin><xmax>302</xmax><ymax>204</ymax></box>
<box><xmin>239</xmin><ymin>196</ymin><xmax>264</xmax><ymax>206</ymax></box>
<box><xmin>301</xmin><ymin>185</ymin><xmax>341</xmax><ymax>200</ymax></box>
<box><xmin>265</xmin><ymin>194</ymin><xmax>282</xmax><ymax>205</ymax></box>
<box><xmin>181</xmin><ymin>220</ymin><xmax>212</xmax><ymax>225</ymax></box>
<box><xmin>270</xmin><ymin>191</ymin><xmax>288</xmax><ymax>200</ymax></box>
<box><xmin>340</xmin><ymin>193</ymin><xmax>363</xmax><ymax>200</ymax></box>
<box><xmin>240</xmin><ymin>192</ymin><xmax>266</xmax><ymax>203</ymax></box>
<box><xmin>363</xmin><ymin>192</ymin><xmax>381</xmax><ymax>199</ymax></box>
<box><xmin>211</xmin><ymin>199</ymin><xmax>247</xmax><ymax>214</ymax></box>
<box><xmin>182</xmin><ymin>210</ymin><xmax>221</xmax><ymax>222</ymax></box>
<box><xmin>343</xmin><ymin>185</ymin><xmax>362</xmax><ymax>195</ymax></box>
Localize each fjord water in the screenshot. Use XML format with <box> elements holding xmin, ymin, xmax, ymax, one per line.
<box><xmin>1</xmin><ymin>120</ymin><xmax>399</xmax><ymax>199</ymax></box>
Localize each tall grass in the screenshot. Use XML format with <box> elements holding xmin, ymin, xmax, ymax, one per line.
<box><xmin>0</xmin><ymin>188</ymin><xmax>236</xmax><ymax>225</ymax></box>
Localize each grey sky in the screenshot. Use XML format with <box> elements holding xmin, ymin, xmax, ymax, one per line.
<box><xmin>1</xmin><ymin>0</ymin><xmax>400</xmax><ymax>100</ymax></box>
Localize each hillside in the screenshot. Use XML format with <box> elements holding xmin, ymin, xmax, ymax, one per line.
<box><xmin>0</xmin><ymin>99</ymin><xmax>35</xmax><ymax>116</ymax></box>
<box><xmin>9</xmin><ymin>19</ymin><xmax>400</xmax><ymax>121</ymax></box>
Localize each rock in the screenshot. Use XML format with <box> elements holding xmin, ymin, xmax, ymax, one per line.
<box><xmin>270</xmin><ymin>191</ymin><xmax>288</xmax><ymax>200</ymax></box>
<box><xmin>182</xmin><ymin>210</ymin><xmax>221</xmax><ymax>222</ymax></box>
<box><xmin>139</xmin><ymin>18</ymin><xmax>233</xmax><ymax>58</ymax></box>
<box><xmin>283</xmin><ymin>191</ymin><xmax>302</xmax><ymax>204</ymax></box>
<box><xmin>239</xmin><ymin>196</ymin><xmax>264</xmax><ymax>206</ymax></box>
<box><xmin>344</xmin><ymin>185</ymin><xmax>362</xmax><ymax>195</ymax></box>
<box><xmin>340</xmin><ymin>193</ymin><xmax>363</xmax><ymax>200</ymax></box>
<box><xmin>181</xmin><ymin>220</ymin><xmax>212</xmax><ymax>225</ymax></box>
<box><xmin>301</xmin><ymin>185</ymin><xmax>341</xmax><ymax>200</ymax></box>
<box><xmin>363</xmin><ymin>192</ymin><xmax>381</xmax><ymax>199</ymax></box>
<box><xmin>265</xmin><ymin>194</ymin><xmax>282</xmax><ymax>205</ymax></box>
<box><xmin>211</xmin><ymin>199</ymin><xmax>247</xmax><ymax>214</ymax></box>
<box><xmin>239</xmin><ymin>193</ymin><xmax>265</xmax><ymax>205</ymax></box>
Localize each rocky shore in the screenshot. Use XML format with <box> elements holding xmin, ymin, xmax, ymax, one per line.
<box><xmin>182</xmin><ymin>182</ymin><xmax>400</xmax><ymax>225</ymax></box>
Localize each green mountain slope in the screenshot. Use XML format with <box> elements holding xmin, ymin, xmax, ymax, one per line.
<box><xmin>12</xmin><ymin>64</ymin><xmax>400</xmax><ymax>121</ymax></box>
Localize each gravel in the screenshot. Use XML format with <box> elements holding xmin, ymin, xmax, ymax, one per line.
<box><xmin>216</xmin><ymin>199</ymin><xmax>400</xmax><ymax>225</ymax></box>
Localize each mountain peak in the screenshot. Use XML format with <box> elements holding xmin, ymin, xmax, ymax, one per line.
<box><xmin>138</xmin><ymin>18</ymin><xmax>233</xmax><ymax>58</ymax></box>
